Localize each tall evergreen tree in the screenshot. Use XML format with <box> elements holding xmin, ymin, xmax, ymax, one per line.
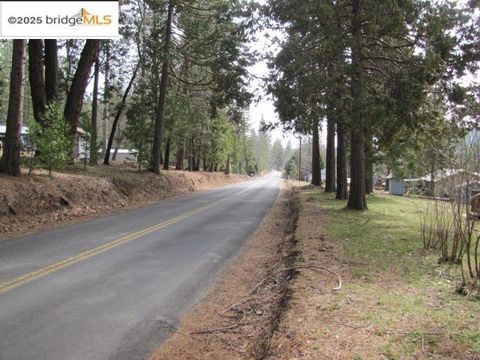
<box><xmin>0</xmin><ymin>40</ymin><xmax>25</xmax><ymax>176</ymax></box>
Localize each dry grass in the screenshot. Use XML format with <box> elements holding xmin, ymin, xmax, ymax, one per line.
<box><xmin>0</xmin><ymin>165</ymin><xmax>249</xmax><ymax>239</ymax></box>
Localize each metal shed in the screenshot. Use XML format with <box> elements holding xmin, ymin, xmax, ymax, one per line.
<box><xmin>387</xmin><ymin>174</ymin><xmax>404</xmax><ymax>196</ymax></box>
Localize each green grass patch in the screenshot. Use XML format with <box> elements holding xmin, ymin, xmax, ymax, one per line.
<box><xmin>300</xmin><ymin>190</ymin><xmax>480</xmax><ymax>357</ymax></box>
<box><xmin>303</xmin><ymin>191</ymin><xmax>429</xmax><ymax>281</ymax></box>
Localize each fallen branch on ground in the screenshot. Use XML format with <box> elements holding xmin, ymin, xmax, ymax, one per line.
<box><xmin>334</xmin><ymin>319</ymin><xmax>372</xmax><ymax>329</ymax></box>
<box><xmin>293</xmin><ymin>264</ymin><xmax>342</xmax><ymax>291</ymax></box>
<box><xmin>250</xmin><ymin>263</ymin><xmax>342</xmax><ymax>293</ymax></box>
<box><xmin>190</xmin><ymin>323</ymin><xmax>247</xmax><ymax>335</ymax></box>
<box><xmin>222</xmin><ymin>296</ymin><xmax>265</xmax><ymax>315</ymax></box>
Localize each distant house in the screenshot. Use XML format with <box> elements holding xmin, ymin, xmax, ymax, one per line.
<box><xmin>74</xmin><ymin>127</ymin><xmax>89</xmax><ymax>158</ymax></box>
<box><xmin>1</xmin><ymin>124</ymin><xmax>89</xmax><ymax>159</ymax></box>
<box><xmin>457</xmin><ymin>181</ymin><xmax>480</xmax><ymax>204</ymax></box>
<box><xmin>0</xmin><ymin>124</ymin><xmax>30</xmax><ymax>150</ymax></box>
<box><xmin>419</xmin><ymin>169</ymin><xmax>480</xmax><ymax>198</ymax></box>
<box><xmin>400</xmin><ymin>169</ymin><xmax>480</xmax><ymax>201</ymax></box>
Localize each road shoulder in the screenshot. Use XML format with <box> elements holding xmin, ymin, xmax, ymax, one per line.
<box><xmin>149</xmin><ymin>180</ymin><xmax>297</xmax><ymax>360</ymax></box>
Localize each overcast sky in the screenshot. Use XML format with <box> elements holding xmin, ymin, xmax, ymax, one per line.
<box><xmin>246</xmin><ymin>25</ymin><xmax>325</xmax><ymax>149</ymax></box>
<box><xmin>246</xmin><ymin>23</ymin><xmax>302</xmax><ymax>148</ymax></box>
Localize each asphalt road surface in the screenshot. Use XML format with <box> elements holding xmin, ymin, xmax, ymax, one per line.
<box><xmin>0</xmin><ymin>174</ymin><xmax>281</xmax><ymax>360</ymax></box>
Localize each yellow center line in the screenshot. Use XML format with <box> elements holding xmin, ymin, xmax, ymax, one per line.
<box><xmin>0</xmin><ymin>201</ymin><xmax>218</xmax><ymax>295</ymax></box>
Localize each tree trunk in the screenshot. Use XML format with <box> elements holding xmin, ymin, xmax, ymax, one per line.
<box><xmin>163</xmin><ymin>137</ymin><xmax>171</xmax><ymax>170</ymax></box>
<box><xmin>102</xmin><ymin>42</ymin><xmax>110</xmax><ymax>154</ymax></box>
<box><xmin>89</xmin><ymin>51</ymin><xmax>99</xmax><ymax>165</ymax></box>
<box><xmin>103</xmin><ymin>60</ymin><xmax>140</xmax><ymax>165</ymax></box>
<box><xmin>64</xmin><ymin>40</ymin><xmax>99</xmax><ymax>139</ymax></box>
<box><xmin>298</xmin><ymin>137</ymin><xmax>302</xmax><ymax>181</ymax></box>
<box><xmin>64</xmin><ymin>40</ymin><xmax>74</xmax><ymax>98</ymax></box>
<box><xmin>430</xmin><ymin>159</ymin><xmax>436</xmax><ymax>195</ymax></box>
<box><xmin>188</xmin><ymin>137</ymin><xmax>194</xmax><ymax>171</ymax></box>
<box><xmin>225</xmin><ymin>154</ymin><xmax>231</xmax><ymax>175</ymax></box>
<box><xmin>186</xmin><ymin>141</ymin><xmax>191</xmax><ymax>171</ymax></box>
<box><xmin>336</xmin><ymin>120</ymin><xmax>348</xmax><ymax>200</ymax></box>
<box><xmin>0</xmin><ymin>40</ymin><xmax>25</xmax><ymax>176</ymax></box>
<box><xmin>151</xmin><ymin>0</ymin><xmax>174</xmax><ymax>174</ymax></box>
<box><xmin>365</xmin><ymin>140</ymin><xmax>373</xmax><ymax>194</ymax></box>
<box><xmin>325</xmin><ymin>114</ymin><xmax>336</xmax><ymax>192</ymax></box>
<box><xmin>347</xmin><ymin>131</ymin><xmax>367</xmax><ymax>209</ymax></box>
<box><xmin>311</xmin><ymin>119</ymin><xmax>321</xmax><ymax>186</ymax></box>
<box><xmin>44</xmin><ymin>39</ymin><xmax>58</xmax><ymax>103</ymax></box>
<box><xmin>176</xmin><ymin>145</ymin><xmax>184</xmax><ymax>170</ymax></box>
<box><xmin>195</xmin><ymin>155</ymin><xmax>201</xmax><ymax>171</ymax></box>
<box><xmin>346</xmin><ymin>0</ymin><xmax>367</xmax><ymax>210</ymax></box>
<box><xmin>112</xmin><ymin>145</ymin><xmax>119</xmax><ymax>161</ymax></box>
<box><xmin>333</xmin><ymin>0</ymin><xmax>348</xmax><ymax>200</ymax></box>
<box><xmin>27</xmin><ymin>40</ymin><xmax>47</xmax><ymax>126</ymax></box>
<box><xmin>195</xmin><ymin>146</ymin><xmax>201</xmax><ymax>171</ymax></box>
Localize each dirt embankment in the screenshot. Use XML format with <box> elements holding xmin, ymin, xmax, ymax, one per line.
<box><xmin>149</xmin><ymin>182</ymin><xmax>300</xmax><ymax>360</ymax></box>
<box><xmin>0</xmin><ymin>166</ymin><xmax>249</xmax><ymax>239</ymax></box>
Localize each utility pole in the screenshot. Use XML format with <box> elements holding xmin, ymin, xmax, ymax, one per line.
<box><xmin>298</xmin><ymin>136</ymin><xmax>302</xmax><ymax>181</ymax></box>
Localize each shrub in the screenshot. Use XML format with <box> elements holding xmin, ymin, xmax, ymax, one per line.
<box><xmin>29</xmin><ymin>103</ymin><xmax>72</xmax><ymax>175</ymax></box>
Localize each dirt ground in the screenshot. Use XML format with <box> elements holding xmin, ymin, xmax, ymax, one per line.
<box><xmin>149</xmin><ymin>181</ymin><xmax>298</xmax><ymax>360</ymax></box>
<box><xmin>266</xmin><ymin>188</ymin><xmax>353</xmax><ymax>360</ymax></box>
<box><xmin>0</xmin><ymin>165</ymin><xmax>249</xmax><ymax>239</ymax></box>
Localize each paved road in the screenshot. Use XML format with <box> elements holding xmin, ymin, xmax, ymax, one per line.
<box><xmin>0</xmin><ymin>174</ymin><xmax>280</xmax><ymax>360</ymax></box>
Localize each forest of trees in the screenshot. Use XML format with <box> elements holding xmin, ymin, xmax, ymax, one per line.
<box><xmin>0</xmin><ymin>0</ymin><xmax>289</xmax><ymax>179</ymax></box>
<box><xmin>264</xmin><ymin>0</ymin><xmax>480</xmax><ymax>210</ymax></box>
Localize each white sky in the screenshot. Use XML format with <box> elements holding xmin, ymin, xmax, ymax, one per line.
<box><xmin>245</xmin><ymin>16</ymin><xmax>301</xmax><ymax>147</ymax></box>
<box><xmin>246</xmin><ymin>26</ymin><xmax>325</xmax><ymax>149</ymax></box>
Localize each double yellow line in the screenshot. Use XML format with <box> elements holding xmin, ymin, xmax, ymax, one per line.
<box><xmin>0</xmin><ymin>202</ymin><xmax>218</xmax><ymax>295</ymax></box>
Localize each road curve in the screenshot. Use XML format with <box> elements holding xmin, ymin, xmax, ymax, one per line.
<box><xmin>0</xmin><ymin>174</ymin><xmax>281</xmax><ymax>360</ymax></box>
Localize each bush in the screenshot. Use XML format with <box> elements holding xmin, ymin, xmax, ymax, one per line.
<box><xmin>29</xmin><ymin>104</ymin><xmax>72</xmax><ymax>175</ymax></box>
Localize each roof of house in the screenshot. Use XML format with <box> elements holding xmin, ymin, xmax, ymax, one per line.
<box><xmin>386</xmin><ymin>173</ymin><xmax>404</xmax><ymax>180</ymax></box>
<box><xmin>0</xmin><ymin>124</ymin><xmax>29</xmax><ymax>134</ymax></box>
<box><xmin>419</xmin><ymin>169</ymin><xmax>480</xmax><ymax>182</ymax></box>
<box><xmin>109</xmin><ymin>149</ymin><xmax>135</xmax><ymax>154</ymax></box>
<box><xmin>0</xmin><ymin>125</ymin><xmax>86</xmax><ymax>136</ymax></box>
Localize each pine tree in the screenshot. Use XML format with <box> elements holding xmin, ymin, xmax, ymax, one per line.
<box><xmin>0</xmin><ymin>40</ymin><xmax>25</xmax><ymax>176</ymax></box>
